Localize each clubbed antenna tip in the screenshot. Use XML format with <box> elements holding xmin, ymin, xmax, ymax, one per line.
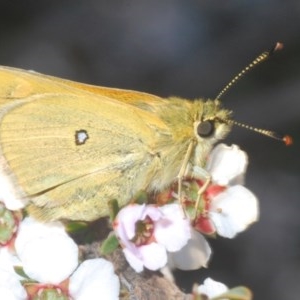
<box><xmin>217</xmin><ymin>118</ymin><xmax>293</xmax><ymax>146</ymax></box>
<box><xmin>283</xmin><ymin>135</ymin><xmax>293</xmax><ymax>146</ymax></box>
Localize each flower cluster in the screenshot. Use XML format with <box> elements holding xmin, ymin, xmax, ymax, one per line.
<box><xmin>0</xmin><ymin>215</ymin><xmax>119</xmax><ymax>299</ymax></box>
<box><xmin>113</xmin><ymin>144</ymin><xmax>259</xmax><ymax>272</ymax></box>
<box><xmin>189</xmin><ymin>144</ymin><xmax>259</xmax><ymax>239</ymax></box>
<box><xmin>0</xmin><ymin>143</ymin><xmax>259</xmax><ymax>299</ymax></box>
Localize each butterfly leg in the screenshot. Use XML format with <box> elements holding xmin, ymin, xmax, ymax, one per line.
<box><xmin>177</xmin><ymin>141</ymin><xmax>196</xmax><ymax>213</ymax></box>
<box><xmin>191</xmin><ymin>166</ymin><xmax>212</xmax><ymax>219</ymax></box>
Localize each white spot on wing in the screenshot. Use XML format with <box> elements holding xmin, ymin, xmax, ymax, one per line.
<box><xmin>75</xmin><ymin>129</ymin><xmax>89</xmax><ymax>145</ymax></box>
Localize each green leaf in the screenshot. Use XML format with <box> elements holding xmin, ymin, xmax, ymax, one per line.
<box><xmin>14</xmin><ymin>266</ymin><xmax>31</xmax><ymax>280</ymax></box>
<box><xmin>132</xmin><ymin>191</ymin><xmax>149</xmax><ymax>204</ymax></box>
<box><xmin>212</xmin><ymin>286</ymin><xmax>252</xmax><ymax>300</ymax></box>
<box><xmin>108</xmin><ymin>199</ymin><xmax>120</xmax><ymax>221</ymax></box>
<box><xmin>65</xmin><ymin>221</ymin><xmax>89</xmax><ymax>233</ymax></box>
<box><xmin>100</xmin><ymin>233</ymin><xmax>119</xmax><ymax>255</ymax></box>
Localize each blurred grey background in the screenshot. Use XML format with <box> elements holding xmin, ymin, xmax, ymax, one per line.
<box><xmin>0</xmin><ymin>1</ymin><xmax>299</xmax><ymax>299</ymax></box>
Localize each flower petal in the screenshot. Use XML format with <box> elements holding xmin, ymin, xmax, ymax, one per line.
<box><xmin>123</xmin><ymin>247</ymin><xmax>144</xmax><ymax>273</ymax></box>
<box><xmin>155</xmin><ymin>204</ymin><xmax>191</xmax><ymax>252</ymax></box>
<box><xmin>123</xmin><ymin>242</ymin><xmax>168</xmax><ymax>272</ymax></box>
<box><xmin>69</xmin><ymin>259</ymin><xmax>120</xmax><ymax>300</ymax></box>
<box><xmin>210</xmin><ymin>185</ymin><xmax>259</xmax><ymax>238</ymax></box>
<box><xmin>20</xmin><ymin>234</ymin><xmax>78</xmax><ymax>284</ymax></box>
<box><xmin>0</xmin><ymin>247</ymin><xmax>22</xmax><ymax>273</ymax></box>
<box><xmin>198</xmin><ymin>277</ymin><xmax>228</xmax><ymax>298</ymax></box>
<box><xmin>206</xmin><ymin>144</ymin><xmax>248</xmax><ymax>186</ymax></box>
<box><xmin>0</xmin><ymin>176</ymin><xmax>28</xmax><ymax>210</ymax></box>
<box><xmin>139</xmin><ymin>243</ymin><xmax>167</xmax><ymax>271</ymax></box>
<box><xmin>15</xmin><ymin>217</ymin><xmax>67</xmax><ymax>251</ymax></box>
<box><xmin>15</xmin><ymin>217</ymin><xmax>78</xmax><ymax>284</ymax></box>
<box><xmin>168</xmin><ymin>230</ymin><xmax>211</xmax><ymax>270</ymax></box>
<box><xmin>141</xmin><ymin>205</ymin><xmax>164</xmax><ymax>222</ymax></box>
<box><xmin>0</xmin><ymin>286</ymin><xmax>26</xmax><ymax>300</ymax></box>
<box><xmin>0</xmin><ymin>249</ymin><xmax>27</xmax><ymax>300</ymax></box>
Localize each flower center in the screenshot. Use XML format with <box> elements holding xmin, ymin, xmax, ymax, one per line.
<box><xmin>131</xmin><ymin>216</ymin><xmax>154</xmax><ymax>246</ymax></box>
<box><xmin>24</xmin><ymin>281</ymin><xmax>70</xmax><ymax>300</ymax></box>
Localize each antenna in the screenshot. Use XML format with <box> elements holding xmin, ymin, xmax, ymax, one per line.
<box><xmin>215</xmin><ymin>42</ymin><xmax>292</xmax><ymax>146</ymax></box>
<box><xmin>216</xmin><ymin>42</ymin><xmax>284</xmax><ymax>100</ymax></box>
<box><xmin>217</xmin><ymin>118</ymin><xmax>293</xmax><ymax>146</ymax></box>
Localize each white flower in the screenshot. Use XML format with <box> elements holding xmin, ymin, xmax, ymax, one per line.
<box><xmin>193</xmin><ymin>144</ymin><xmax>259</xmax><ymax>238</ymax></box>
<box><xmin>206</xmin><ymin>144</ymin><xmax>259</xmax><ymax>238</ymax></box>
<box><xmin>114</xmin><ymin>203</ymin><xmax>191</xmax><ymax>272</ymax></box>
<box><xmin>1</xmin><ymin>217</ymin><xmax>120</xmax><ymax>299</ymax></box>
<box><xmin>198</xmin><ymin>277</ymin><xmax>228</xmax><ymax>299</ymax></box>
<box><xmin>14</xmin><ymin>217</ymin><xmax>78</xmax><ymax>284</ymax></box>
<box><xmin>158</xmin><ymin>144</ymin><xmax>258</xmax><ymax>272</ymax></box>
<box><xmin>69</xmin><ymin>258</ymin><xmax>120</xmax><ymax>300</ymax></box>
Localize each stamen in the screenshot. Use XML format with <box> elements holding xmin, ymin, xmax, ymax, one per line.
<box><xmin>131</xmin><ymin>216</ymin><xmax>154</xmax><ymax>246</ymax></box>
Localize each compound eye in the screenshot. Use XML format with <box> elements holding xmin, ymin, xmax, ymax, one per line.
<box><xmin>197</xmin><ymin>120</ymin><xmax>215</xmax><ymax>138</ymax></box>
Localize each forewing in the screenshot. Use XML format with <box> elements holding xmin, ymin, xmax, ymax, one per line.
<box><xmin>0</xmin><ymin>67</ymin><xmax>171</xmax><ymax>219</ymax></box>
